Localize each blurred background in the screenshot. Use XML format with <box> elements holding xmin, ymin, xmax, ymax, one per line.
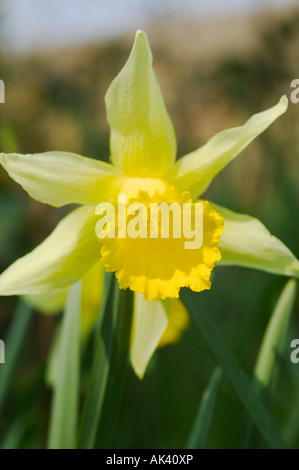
<box><xmin>0</xmin><ymin>0</ymin><xmax>299</xmax><ymax>449</ymax></box>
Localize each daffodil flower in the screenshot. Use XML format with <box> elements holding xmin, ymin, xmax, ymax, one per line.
<box><xmin>0</xmin><ymin>30</ymin><xmax>298</xmax><ymax>378</ymax></box>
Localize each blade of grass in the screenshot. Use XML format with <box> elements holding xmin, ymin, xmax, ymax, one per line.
<box><xmin>47</xmin><ymin>281</ymin><xmax>81</xmax><ymax>449</ymax></box>
<box><xmin>186</xmin><ymin>367</ymin><xmax>222</xmax><ymax>449</ymax></box>
<box><xmin>243</xmin><ymin>279</ymin><xmax>297</xmax><ymax>448</ymax></box>
<box><xmin>180</xmin><ymin>288</ymin><xmax>287</xmax><ymax>449</ymax></box>
<box><xmin>0</xmin><ymin>301</ymin><xmax>33</xmax><ymax>417</ymax></box>
<box><xmin>78</xmin><ymin>275</ymin><xmax>133</xmax><ymax>449</ymax></box>
<box><xmin>284</xmin><ymin>378</ymin><xmax>299</xmax><ymax>446</ymax></box>
<box><xmin>254</xmin><ymin>279</ymin><xmax>297</xmax><ymax>390</ymax></box>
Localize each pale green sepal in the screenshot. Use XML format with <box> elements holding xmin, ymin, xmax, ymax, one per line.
<box><xmin>213</xmin><ymin>202</ymin><xmax>299</xmax><ymax>278</ymax></box>
<box><xmin>255</xmin><ymin>279</ymin><xmax>297</xmax><ymax>389</ymax></box>
<box><xmin>0</xmin><ymin>151</ymin><xmax>122</xmax><ymax>207</ymax></box>
<box><xmin>105</xmin><ymin>30</ymin><xmax>176</xmax><ymax>177</ymax></box>
<box><xmin>171</xmin><ymin>96</ymin><xmax>288</xmax><ymax>197</ymax></box>
<box><xmin>0</xmin><ymin>206</ymin><xmax>101</xmax><ymax>295</ymax></box>
<box><xmin>130</xmin><ymin>294</ymin><xmax>169</xmax><ymax>378</ymax></box>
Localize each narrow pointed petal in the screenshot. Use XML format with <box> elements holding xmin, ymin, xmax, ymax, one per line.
<box><xmin>212</xmin><ymin>203</ymin><xmax>299</xmax><ymax>278</ymax></box>
<box><xmin>0</xmin><ymin>151</ymin><xmax>123</xmax><ymax>207</ymax></box>
<box><xmin>105</xmin><ymin>30</ymin><xmax>176</xmax><ymax>177</ymax></box>
<box><xmin>0</xmin><ymin>206</ymin><xmax>101</xmax><ymax>295</ymax></box>
<box><xmin>170</xmin><ymin>96</ymin><xmax>288</xmax><ymax>197</ymax></box>
<box><xmin>130</xmin><ymin>294</ymin><xmax>168</xmax><ymax>378</ymax></box>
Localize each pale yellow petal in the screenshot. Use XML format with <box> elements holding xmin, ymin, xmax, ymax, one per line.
<box><xmin>213</xmin><ymin>203</ymin><xmax>299</xmax><ymax>278</ymax></box>
<box><xmin>0</xmin><ymin>206</ymin><xmax>101</xmax><ymax>295</ymax></box>
<box><xmin>170</xmin><ymin>96</ymin><xmax>288</xmax><ymax>197</ymax></box>
<box><xmin>81</xmin><ymin>261</ymin><xmax>104</xmax><ymax>337</ymax></box>
<box><xmin>130</xmin><ymin>294</ymin><xmax>168</xmax><ymax>378</ymax></box>
<box><xmin>105</xmin><ymin>30</ymin><xmax>176</xmax><ymax>177</ymax></box>
<box><xmin>158</xmin><ymin>299</ymin><xmax>190</xmax><ymax>348</ymax></box>
<box><xmin>0</xmin><ymin>151</ymin><xmax>123</xmax><ymax>207</ymax></box>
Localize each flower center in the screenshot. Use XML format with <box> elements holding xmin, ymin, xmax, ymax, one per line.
<box><xmin>119</xmin><ymin>176</ymin><xmax>171</xmax><ymax>199</ymax></box>
<box><xmin>96</xmin><ymin>178</ymin><xmax>224</xmax><ymax>300</ymax></box>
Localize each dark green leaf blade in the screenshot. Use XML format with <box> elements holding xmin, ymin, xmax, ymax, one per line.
<box><xmin>186</xmin><ymin>367</ymin><xmax>222</xmax><ymax>449</ymax></box>
<box><xmin>180</xmin><ymin>289</ymin><xmax>286</xmax><ymax>449</ymax></box>
<box><xmin>0</xmin><ymin>301</ymin><xmax>33</xmax><ymax>417</ymax></box>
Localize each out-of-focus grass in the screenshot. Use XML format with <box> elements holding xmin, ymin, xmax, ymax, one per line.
<box><xmin>0</xmin><ymin>11</ymin><xmax>299</xmax><ymax>449</ymax></box>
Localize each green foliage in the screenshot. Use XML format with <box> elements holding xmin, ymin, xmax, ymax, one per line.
<box><xmin>47</xmin><ymin>282</ymin><xmax>81</xmax><ymax>449</ymax></box>
<box><xmin>186</xmin><ymin>367</ymin><xmax>222</xmax><ymax>449</ymax></box>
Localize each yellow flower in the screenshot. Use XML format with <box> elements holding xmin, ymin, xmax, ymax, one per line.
<box><xmin>0</xmin><ymin>30</ymin><xmax>298</xmax><ymax>377</ymax></box>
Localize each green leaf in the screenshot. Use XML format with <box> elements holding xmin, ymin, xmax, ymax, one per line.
<box><xmin>47</xmin><ymin>281</ymin><xmax>81</xmax><ymax>449</ymax></box>
<box><xmin>180</xmin><ymin>289</ymin><xmax>287</xmax><ymax>449</ymax></box>
<box><xmin>93</xmin><ymin>271</ymin><xmax>114</xmax><ymax>337</ymax></box>
<box><xmin>283</xmin><ymin>379</ymin><xmax>299</xmax><ymax>446</ymax></box>
<box><xmin>243</xmin><ymin>279</ymin><xmax>297</xmax><ymax>448</ymax></box>
<box><xmin>0</xmin><ymin>301</ymin><xmax>33</xmax><ymax>417</ymax></box>
<box><xmin>78</xmin><ymin>275</ymin><xmax>134</xmax><ymax>449</ymax></box>
<box><xmin>254</xmin><ymin>279</ymin><xmax>297</xmax><ymax>390</ymax></box>
<box><xmin>186</xmin><ymin>367</ymin><xmax>222</xmax><ymax>449</ymax></box>
<box><xmin>0</xmin><ymin>419</ymin><xmax>25</xmax><ymax>449</ymax></box>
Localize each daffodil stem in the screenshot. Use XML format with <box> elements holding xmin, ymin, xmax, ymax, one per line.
<box><xmin>47</xmin><ymin>281</ymin><xmax>81</xmax><ymax>449</ymax></box>
<box><xmin>77</xmin><ymin>275</ymin><xmax>134</xmax><ymax>449</ymax></box>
